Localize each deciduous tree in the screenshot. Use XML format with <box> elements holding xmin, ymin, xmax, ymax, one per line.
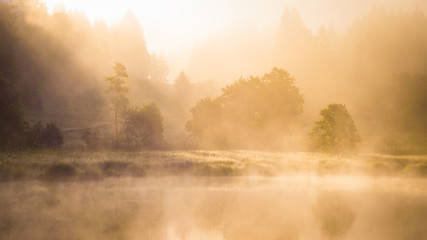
<box><xmin>310</xmin><ymin>104</ymin><xmax>360</xmax><ymax>153</ymax></box>
<box><xmin>122</xmin><ymin>103</ymin><xmax>166</xmax><ymax>150</ymax></box>
<box><xmin>186</xmin><ymin>67</ymin><xmax>304</xmax><ymax>149</ymax></box>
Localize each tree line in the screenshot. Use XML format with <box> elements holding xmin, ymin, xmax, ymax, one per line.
<box><xmin>186</xmin><ymin>67</ymin><xmax>359</xmax><ymax>152</ymax></box>
<box><xmin>187</xmin><ymin>8</ymin><xmax>427</xmax><ymax>154</ymax></box>
<box><xmin>92</xmin><ymin>63</ymin><xmax>359</xmax><ymax>152</ymax></box>
<box><xmin>0</xmin><ymin>0</ymin><xmax>426</xmax><ymax>153</ymax></box>
<box><xmin>0</xmin><ymin>0</ymin><xmax>61</xmax><ymax>149</ymax></box>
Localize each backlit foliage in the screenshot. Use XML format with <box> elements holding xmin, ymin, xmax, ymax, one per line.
<box><xmin>310</xmin><ymin>104</ymin><xmax>360</xmax><ymax>153</ymax></box>
<box><xmin>187</xmin><ymin>67</ymin><xmax>304</xmax><ymax>149</ymax></box>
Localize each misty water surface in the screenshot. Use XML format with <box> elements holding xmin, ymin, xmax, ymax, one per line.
<box><xmin>1</xmin><ymin>176</ymin><xmax>427</xmax><ymax>240</ymax></box>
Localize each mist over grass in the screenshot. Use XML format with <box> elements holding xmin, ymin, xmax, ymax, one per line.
<box><xmin>1</xmin><ymin>151</ymin><xmax>427</xmax><ymax>181</ymax></box>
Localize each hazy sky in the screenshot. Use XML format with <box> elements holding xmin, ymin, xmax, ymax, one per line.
<box><xmin>43</xmin><ymin>0</ymin><xmax>427</xmax><ymax>54</ymax></box>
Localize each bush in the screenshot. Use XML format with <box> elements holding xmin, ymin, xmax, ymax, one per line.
<box><xmin>46</xmin><ymin>163</ymin><xmax>76</xmax><ymax>180</ymax></box>
<box><xmin>99</xmin><ymin>161</ymin><xmax>131</xmax><ymax>177</ymax></box>
<box><xmin>42</xmin><ymin>122</ymin><xmax>63</xmax><ymax>148</ymax></box>
<box><xmin>82</xmin><ymin>128</ymin><xmax>101</xmax><ymax>150</ymax></box>
<box><xmin>25</xmin><ymin>122</ymin><xmax>64</xmax><ymax>149</ymax></box>
<box><xmin>121</xmin><ymin>103</ymin><xmax>167</xmax><ymax>150</ymax></box>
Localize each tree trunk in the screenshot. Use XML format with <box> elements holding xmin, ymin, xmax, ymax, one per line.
<box><xmin>115</xmin><ymin>86</ymin><xmax>118</xmax><ymax>148</ymax></box>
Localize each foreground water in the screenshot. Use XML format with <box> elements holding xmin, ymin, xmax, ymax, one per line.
<box><xmin>1</xmin><ymin>175</ymin><xmax>427</xmax><ymax>240</ymax></box>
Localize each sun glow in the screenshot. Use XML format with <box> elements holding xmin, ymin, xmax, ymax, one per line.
<box><xmin>43</xmin><ymin>0</ymin><xmax>231</xmax><ymax>54</ymax></box>
<box><xmin>42</xmin><ymin>0</ymin><xmax>427</xmax><ymax>55</ymax></box>
<box><xmin>44</xmin><ymin>1</ymin><xmax>125</xmax><ymax>24</ymax></box>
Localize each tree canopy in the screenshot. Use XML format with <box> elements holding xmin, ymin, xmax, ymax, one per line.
<box><xmin>186</xmin><ymin>67</ymin><xmax>304</xmax><ymax>149</ymax></box>
<box><xmin>122</xmin><ymin>103</ymin><xmax>166</xmax><ymax>150</ymax></box>
<box><xmin>310</xmin><ymin>104</ymin><xmax>360</xmax><ymax>153</ymax></box>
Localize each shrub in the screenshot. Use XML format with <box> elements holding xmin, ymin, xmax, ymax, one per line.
<box><xmin>122</xmin><ymin>103</ymin><xmax>167</xmax><ymax>150</ymax></box>
<box><xmin>82</xmin><ymin>128</ymin><xmax>101</xmax><ymax>150</ymax></box>
<box><xmin>42</xmin><ymin>122</ymin><xmax>63</xmax><ymax>148</ymax></box>
<box><xmin>46</xmin><ymin>163</ymin><xmax>76</xmax><ymax>180</ymax></box>
<box><xmin>24</xmin><ymin>122</ymin><xmax>44</xmax><ymax>148</ymax></box>
<box><xmin>100</xmin><ymin>161</ymin><xmax>130</xmax><ymax>177</ymax></box>
<box><xmin>25</xmin><ymin>122</ymin><xmax>64</xmax><ymax>149</ymax></box>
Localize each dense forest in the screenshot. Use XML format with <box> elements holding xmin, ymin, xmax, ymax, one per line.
<box><xmin>0</xmin><ymin>0</ymin><xmax>426</xmax><ymax>153</ymax></box>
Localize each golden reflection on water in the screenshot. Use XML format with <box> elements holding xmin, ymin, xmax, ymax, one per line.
<box><xmin>1</xmin><ymin>176</ymin><xmax>427</xmax><ymax>240</ymax></box>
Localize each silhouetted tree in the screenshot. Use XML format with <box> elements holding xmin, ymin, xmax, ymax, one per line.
<box><xmin>174</xmin><ymin>71</ymin><xmax>192</xmax><ymax>96</ymax></box>
<box><xmin>122</xmin><ymin>103</ymin><xmax>166</xmax><ymax>150</ymax></box>
<box><xmin>310</xmin><ymin>104</ymin><xmax>360</xmax><ymax>153</ymax></box>
<box><xmin>274</xmin><ymin>9</ymin><xmax>316</xmax><ymax>72</ymax></box>
<box><xmin>105</xmin><ymin>62</ymin><xmax>129</xmax><ymax>147</ymax></box>
<box><xmin>173</xmin><ymin>71</ymin><xmax>194</xmax><ymax>112</ymax></box>
<box><xmin>111</xmin><ymin>11</ymin><xmax>151</xmax><ymax>80</ymax></box>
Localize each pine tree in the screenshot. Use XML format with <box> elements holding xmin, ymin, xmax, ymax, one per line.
<box><xmin>105</xmin><ymin>62</ymin><xmax>129</xmax><ymax>147</ymax></box>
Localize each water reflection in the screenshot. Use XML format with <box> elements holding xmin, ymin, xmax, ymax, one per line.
<box><xmin>314</xmin><ymin>191</ymin><xmax>356</xmax><ymax>239</ymax></box>
<box><xmin>1</xmin><ymin>176</ymin><xmax>427</xmax><ymax>240</ymax></box>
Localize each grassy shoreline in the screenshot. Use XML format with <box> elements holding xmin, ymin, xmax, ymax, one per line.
<box><xmin>1</xmin><ymin>151</ymin><xmax>427</xmax><ymax>181</ymax></box>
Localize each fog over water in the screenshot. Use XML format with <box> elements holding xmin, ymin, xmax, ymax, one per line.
<box><xmin>2</xmin><ymin>176</ymin><xmax>427</xmax><ymax>240</ymax></box>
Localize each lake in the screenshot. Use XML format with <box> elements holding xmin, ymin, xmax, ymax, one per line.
<box><xmin>1</xmin><ymin>175</ymin><xmax>427</xmax><ymax>240</ymax></box>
